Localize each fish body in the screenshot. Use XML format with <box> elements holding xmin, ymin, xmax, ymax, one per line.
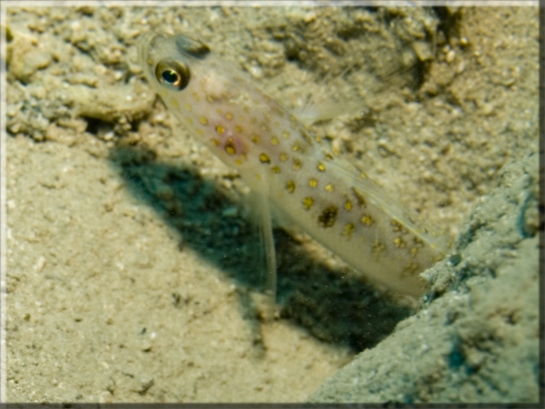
<box><xmin>137</xmin><ymin>32</ymin><xmax>449</xmax><ymax>297</ymax></box>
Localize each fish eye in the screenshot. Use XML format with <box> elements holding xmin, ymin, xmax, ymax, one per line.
<box><xmin>155</xmin><ymin>59</ymin><xmax>190</xmax><ymax>91</ymax></box>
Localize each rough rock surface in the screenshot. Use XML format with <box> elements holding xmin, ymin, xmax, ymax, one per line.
<box><xmin>310</xmin><ymin>153</ymin><xmax>539</xmax><ymax>403</ymax></box>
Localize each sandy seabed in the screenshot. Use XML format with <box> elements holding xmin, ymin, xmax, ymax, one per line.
<box><xmin>3</xmin><ymin>4</ymin><xmax>540</xmax><ymax>403</ymax></box>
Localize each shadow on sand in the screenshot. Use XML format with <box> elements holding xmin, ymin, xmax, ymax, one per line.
<box><xmin>109</xmin><ymin>145</ymin><xmax>413</xmax><ymax>352</ymax></box>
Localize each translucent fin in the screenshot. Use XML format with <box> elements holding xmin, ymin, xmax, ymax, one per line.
<box><xmin>239</xmin><ymin>190</ymin><xmax>277</xmax><ymax>322</ymax></box>
<box><xmin>294</xmin><ymin>100</ymin><xmax>362</xmax><ymax>127</ymax></box>
<box><xmin>254</xmin><ymin>192</ymin><xmax>277</xmax><ymax>302</ymax></box>
<box><xmin>292</xmin><ymin>56</ymin><xmax>423</xmax><ymax>127</ymax></box>
<box><xmin>243</xmin><ymin>179</ymin><xmax>277</xmax><ymax>304</ymax></box>
<box><xmin>292</xmin><ymin>66</ymin><xmax>362</xmax><ymax>126</ymax></box>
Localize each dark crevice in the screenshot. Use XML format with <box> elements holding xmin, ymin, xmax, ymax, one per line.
<box><xmin>81</xmin><ymin>116</ymin><xmax>113</xmax><ymax>136</ymax></box>
<box><xmin>432</xmin><ymin>7</ymin><xmax>463</xmax><ymax>46</ymax></box>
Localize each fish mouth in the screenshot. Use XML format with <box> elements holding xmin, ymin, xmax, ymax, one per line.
<box><xmin>136</xmin><ymin>31</ymin><xmax>157</xmax><ymax>69</ymax></box>
<box><xmin>137</xmin><ymin>31</ymin><xmax>172</xmax><ymax>86</ymax></box>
